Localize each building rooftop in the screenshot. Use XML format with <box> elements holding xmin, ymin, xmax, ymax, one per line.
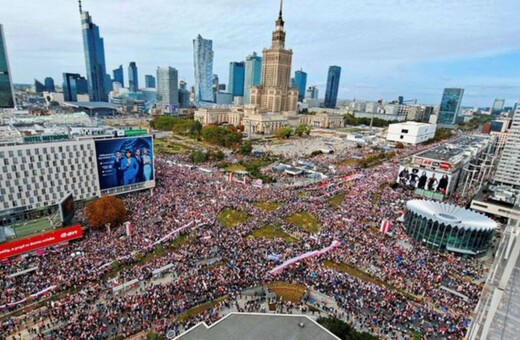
<box><xmin>414</xmin><ymin>135</ymin><xmax>490</xmax><ymax>163</ymax></box>
<box><xmin>176</xmin><ymin>313</ymin><xmax>339</xmax><ymax>340</ymax></box>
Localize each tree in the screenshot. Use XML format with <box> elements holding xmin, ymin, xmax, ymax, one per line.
<box><xmin>238</xmin><ymin>141</ymin><xmax>253</xmax><ymax>155</ymax></box>
<box><xmin>189</xmin><ymin>150</ymin><xmax>209</xmax><ymax>163</ymax></box>
<box><xmin>395</xmin><ymin>142</ymin><xmax>405</xmax><ymax>149</ymax></box>
<box><xmin>85</xmin><ymin>196</ymin><xmax>128</xmax><ymax>229</ymax></box>
<box><xmin>317</xmin><ymin>317</ymin><xmax>378</xmax><ymax>340</ymax></box>
<box><xmin>295</xmin><ymin>124</ymin><xmax>308</xmax><ymax>137</ymax></box>
<box><xmin>276</xmin><ymin>127</ymin><xmax>293</xmax><ymax>139</ymax></box>
<box><xmin>215</xmin><ymin>150</ymin><xmax>226</xmax><ymax>160</ymax></box>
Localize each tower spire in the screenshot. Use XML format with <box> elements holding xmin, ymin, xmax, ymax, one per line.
<box><xmin>279</xmin><ymin>0</ymin><xmax>283</xmax><ymax>19</ymax></box>
<box><xmin>78</xmin><ymin>0</ymin><xmax>83</xmax><ymax>14</ymax></box>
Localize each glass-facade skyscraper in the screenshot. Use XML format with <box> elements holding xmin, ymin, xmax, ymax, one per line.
<box><xmin>113</xmin><ymin>65</ymin><xmax>124</xmax><ymax>87</ymax></box>
<box><xmin>178</xmin><ymin>80</ymin><xmax>191</xmax><ymax>108</ymax></box>
<box><xmin>44</xmin><ymin>77</ymin><xmax>55</xmax><ymax>92</ymax></box>
<box><xmin>80</xmin><ymin>9</ymin><xmax>108</xmax><ymax>102</ymax></box>
<box><xmin>128</xmin><ymin>62</ymin><xmax>138</xmax><ymax>92</ymax></box>
<box><xmin>294</xmin><ymin>69</ymin><xmax>307</xmax><ymax>102</ymax></box>
<box><xmin>438</xmin><ymin>88</ymin><xmax>464</xmax><ymax>125</ymax></box>
<box><xmin>228</xmin><ymin>62</ymin><xmax>245</xmax><ymax>98</ymax></box>
<box><xmin>145</xmin><ymin>74</ymin><xmax>156</xmax><ymax>88</ymax></box>
<box><xmin>34</xmin><ymin>79</ymin><xmax>46</xmax><ymax>93</ymax></box>
<box><xmin>244</xmin><ymin>52</ymin><xmax>262</xmax><ymax>104</ymax></box>
<box><xmin>63</xmin><ymin>73</ymin><xmax>80</xmax><ymax>102</ymax></box>
<box><xmin>324</xmin><ymin>65</ymin><xmax>341</xmax><ymax>109</ymax></box>
<box><xmin>491</xmin><ymin>98</ymin><xmax>505</xmax><ymax>116</ymax></box>
<box><xmin>157</xmin><ymin>67</ymin><xmax>179</xmax><ymax>111</ymax></box>
<box><xmin>0</xmin><ymin>24</ymin><xmax>15</xmax><ymax>108</ymax></box>
<box><xmin>193</xmin><ymin>34</ymin><xmax>214</xmax><ymax>103</ymax></box>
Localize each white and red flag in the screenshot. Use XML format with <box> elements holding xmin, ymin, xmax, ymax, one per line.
<box><xmin>380</xmin><ymin>219</ymin><xmax>393</xmax><ymax>234</ymax></box>
<box><xmin>125</xmin><ymin>221</ymin><xmax>133</xmax><ymax>237</ymax></box>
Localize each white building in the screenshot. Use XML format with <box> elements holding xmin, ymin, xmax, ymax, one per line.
<box><xmin>494</xmin><ymin>104</ymin><xmax>520</xmax><ymax>188</ymax></box>
<box><xmin>386</xmin><ymin>121</ymin><xmax>436</xmax><ymax>145</ymax></box>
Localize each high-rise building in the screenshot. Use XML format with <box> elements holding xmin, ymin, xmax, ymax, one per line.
<box><xmin>156</xmin><ymin>67</ymin><xmax>179</xmax><ymax>107</ymax></box>
<box><xmin>491</xmin><ymin>98</ymin><xmax>505</xmax><ymax>116</ymax></box>
<box><xmin>306</xmin><ymin>85</ymin><xmax>319</xmax><ymax>99</ymax></box>
<box><xmin>44</xmin><ymin>77</ymin><xmax>55</xmax><ymax>92</ymax></box>
<box><xmin>324</xmin><ymin>66</ymin><xmax>341</xmax><ymax>108</ymax></box>
<box><xmin>244</xmin><ymin>52</ymin><xmax>262</xmax><ymax>104</ymax></box>
<box><xmin>218</xmin><ymin>84</ymin><xmax>226</xmax><ymax>91</ymax></box>
<box><xmin>63</xmin><ymin>73</ymin><xmax>80</xmax><ymax>102</ymax></box>
<box><xmin>178</xmin><ymin>80</ymin><xmax>190</xmax><ymax>108</ymax></box>
<box><xmin>250</xmin><ymin>1</ymin><xmax>299</xmax><ymax>112</ymax></box>
<box><xmin>494</xmin><ymin>104</ymin><xmax>520</xmax><ymax>188</ymax></box>
<box><xmin>104</xmin><ymin>74</ymin><xmax>112</xmax><ymax>96</ymax></box>
<box><xmin>145</xmin><ymin>74</ymin><xmax>156</xmax><ymax>88</ymax></box>
<box><xmin>113</xmin><ymin>65</ymin><xmax>124</xmax><ymax>87</ymax></box>
<box><xmin>80</xmin><ymin>5</ymin><xmax>108</xmax><ymax>102</ymax></box>
<box><xmin>193</xmin><ymin>34</ymin><xmax>214</xmax><ymax>103</ymax></box>
<box><xmin>438</xmin><ymin>88</ymin><xmax>464</xmax><ymax>125</ymax></box>
<box><xmin>0</xmin><ymin>24</ymin><xmax>15</xmax><ymax>109</ymax></box>
<box><xmin>128</xmin><ymin>62</ymin><xmax>138</xmax><ymax>92</ymax></box>
<box><xmin>34</xmin><ymin>79</ymin><xmax>46</xmax><ymax>93</ymax></box>
<box><xmin>294</xmin><ymin>69</ymin><xmax>307</xmax><ymax>102</ymax></box>
<box><xmin>229</xmin><ymin>61</ymin><xmax>245</xmax><ymax>98</ymax></box>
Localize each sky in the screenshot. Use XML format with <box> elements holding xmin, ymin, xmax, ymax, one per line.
<box><xmin>2</xmin><ymin>0</ymin><xmax>520</xmax><ymax>107</ymax></box>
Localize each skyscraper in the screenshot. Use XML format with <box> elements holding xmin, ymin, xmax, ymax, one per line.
<box><xmin>491</xmin><ymin>98</ymin><xmax>505</xmax><ymax>116</ymax></box>
<box><xmin>63</xmin><ymin>73</ymin><xmax>80</xmax><ymax>102</ymax></box>
<box><xmin>34</xmin><ymin>79</ymin><xmax>46</xmax><ymax>93</ymax></box>
<box><xmin>193</xmin><ymin>34</ymin><xmax>214</xmax><ymax>103</ymax></box>
<box><xmin>0</xmin><ymin>24</ymin><xmax>15</xmax><ymax>108</ymax></box>
<box><xmin>438</xmin><ymin>88</ymin><xmax>464</xmax><ymax>125</ymax></box>
<box><xmin>178</xmin><ymin>80</ymin><xmax>191</xmax><ymax>108</ymax></box>
<box><xmin>250</xmin><ymin>0</ymin><xmax>299</xmax><ymax>112</ymax></box>
<box><xmin>128</xmin><ymin>62</ymin><xmax>138</xmax><ymax>92</ymax></box>
<box><xmin>494</xmin><ymin>104</ymin><xmax>520</xmax><ymax>188</ymax></box>
<box><xmin>229</xmin><ymin>62</ymin><xmax>245</xmax><ymax>98</ymax></box>
<box><xmin>80</xmin><ymin>4</ymin><xmax>108</xmax><ymax>102</ymax></box>
<box><xmin>104</xmin><ymin>74</ymin><xmax>112</xmax><ymax>95</ymax></box>
<box><xmin>324</xmin><ymin>66</ymin><xmax>341</xmax><ymax>108</ymax></box>
<box><xmin>156</xmin><ymin>67</ymin><xmax>179</xmax><ymax>109</ymax></box>
<box><xmin>113</xmin><ymin>65</ymin><xmax>124</xmax><ymax>87</ymax></box>
<box><xmin>294</xmin><ymin>69</ymin><xmax>307</xmax><ymax>102</ymax></box>
<box><xmin>306</xmin><ymin>86</ymin><xmax>319</xmax><ymax>99</ymax></box>
<box><xmin>145</xmin><ymin>74</ymin><xmax>156</xmax><ymax>88</ymax></box>
<box><xmin>244</xmin><ymin>52</ymin><xmax>262</xmax><ymax>104</ymax></box>
<box><xmin>44</xmin><ymin>77</ymin><xmax>55</xmax><ymax>92</ymax></box>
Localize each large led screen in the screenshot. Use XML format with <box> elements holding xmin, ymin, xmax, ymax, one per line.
<box><xmin>95</xmin><ymin>136</ymin><xmax>154</xmax><ymax>190</ymax></box>
<box><xmin>397</xmin><ymin>166</ymin><xmax>452</xmax><ymax>196</ymax></box>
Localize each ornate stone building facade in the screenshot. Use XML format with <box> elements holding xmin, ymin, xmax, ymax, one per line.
<box><xmin>250</xmin><ymin>1</ymin><xmax>298</xmax><ymax>113</ymax></box>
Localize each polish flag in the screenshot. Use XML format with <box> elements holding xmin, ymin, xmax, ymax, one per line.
<box><xmin>380</xmin><ymin>220</ymin><xmax>393</xmax><ymax>234</ymax></box>
<box><xmin>125</xmin><ymin>222</ymin><xmax>133</xmax><ymax>237</ymax></box>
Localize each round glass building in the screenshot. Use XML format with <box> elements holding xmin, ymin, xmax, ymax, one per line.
<box><xmin>404</xmin><ymin>200</ymin><xmax>497</xmax><ymax>255</ymax></box>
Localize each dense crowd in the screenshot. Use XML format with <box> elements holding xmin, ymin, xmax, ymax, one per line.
<box><xmin>0</xmin><ymin>139</ymin><xmax>486</xmax><ymax>339</ymax></box>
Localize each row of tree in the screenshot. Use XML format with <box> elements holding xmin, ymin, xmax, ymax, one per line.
<box><xmin>343</xmin><ymin>114</ymin><xmax>398</xmax><ymax>127</ymax></box>
<box><xmin>275</xmin><ymin>124</ymin><xmax>312</xmax><ymax>139</ymax></box>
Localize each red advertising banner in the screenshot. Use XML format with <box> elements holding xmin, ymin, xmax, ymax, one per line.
<box><xmin>0</xmin><ymin>225</ymin><xmax>83</xmax><ymax>260</ymax></box>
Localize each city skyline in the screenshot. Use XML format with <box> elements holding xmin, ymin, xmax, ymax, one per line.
<box><xmin>2</xmin><ymin>0</ymin><xmax>520</xmax><ymax>106</ymax></box>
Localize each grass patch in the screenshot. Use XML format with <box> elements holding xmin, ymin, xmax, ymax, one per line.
<box><xmin>339</xmin><ymin>159</ymin><xmax>358</xmax><ymax>166</ymax></box>
<box><xmin>11</xmin><ymin>217</ymin><xmax>54</xmax><ymax>239</ymax></box>
<box><xmin>268</xmin><ymin>282</ymin><xmax>307</xmax><ymax>302</ymax></box>
<box><xmin>225</xmin><ymin>164</ymin><xmax>247</xmax><ymax>172</ymax></box>
<box><xmin>284</xmin><ymin>212</ymin><xmax>320</xmax><ymax>233</ymax></box>
<box><xmin>176</xmin><ymin>296</ymin><xmax>228</xmax><ymax>322</ymax></box>
<box><xmin>327</xmin><ymin>192</ymin><xmax>346</xmax><ymax>209</ymax></box>
<box><xmin>248</xmin><ymin>225</ymin><xmax>298</xmax><ymax>243</ymax></box>
<box><xmin>169</xmin><ymin>234</ymin><xmax>190</xmax><ymax>248</ymax></box>
<box><xmin>218</xmin><ymin>208</ymin><xmax>248</xmax><ymax>228</ymax></box>
<box><xmin>154</xmin><ymin>138</ymin><xmax>191</xmax><ymax>154</ymax></box>
<box><xmin>323</xmin><ymin>260</ymin><xmax>422</xmax><ymax>303</ymax></box>
<box><xmin>253</xmin><ymin>201</ymin><xmax>281</xmax><ymax>211</ymax></box>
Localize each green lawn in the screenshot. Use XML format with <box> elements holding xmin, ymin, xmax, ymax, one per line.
<box><xmin>154</xmin><ymin>138</ymin><xmax>191</xmax><ymax>154</ymax></box>
<box><xmin>218</xmin><ymin>208</ymin><xmax>248</xmax><ymax>228</ymax></box>
<box><xmin>284</xmin><ymin>212</ymin><xmax>321</xmax><ymax>233</ymax></box>
<box><xmin>13</xmin><ymin>218</ymin><xmax>54</xmax><ymax>239</ymax></box>
<box><xmin>224</xmin><ymin>164</ymin><xmax>247</xmax><ymax>172</ymax></box>
<box><xmin>327</xmin><ymin>192</ymin><xmax>346</xmax><ymax>209</ymax></box>
<box><xmin>248</xmin><ymin>225</ymin><xmax>298</xmax><ymax>243</ymax></box>
<box><xmin>176</xmin><ymin>296</ymin><xmax>228</xmax><ymax>322</ymax></box>
<box><xmin>253</xmin><ymin>201</ymin><xmax>281</xmax><ymax>211</ymax></box>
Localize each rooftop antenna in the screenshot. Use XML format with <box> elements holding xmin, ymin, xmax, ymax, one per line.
<box><xmin>78</xmin><ymin>0</ymin><xmax>83</xmax><ymax>14</ymax></box>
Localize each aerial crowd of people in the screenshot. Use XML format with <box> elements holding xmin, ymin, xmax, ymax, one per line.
<box><xmin>0</xmin><ymin>137</ymin><xmax>488</xmax><ymax>339</ymax></box>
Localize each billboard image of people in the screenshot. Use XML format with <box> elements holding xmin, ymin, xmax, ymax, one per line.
<box><xmin>397</xmin><ymin>166</ymin><xmax>451</xmax><ymax>196</ymax></box>
<box><xmin>59</xmin><ymin>193</ymin><xmax>75</xmax><ymax>225</ymax></box>
<box><xmin>95</xmin><ymin>136</ymin><xmax>154</xmax><ymax>190</ymax></box>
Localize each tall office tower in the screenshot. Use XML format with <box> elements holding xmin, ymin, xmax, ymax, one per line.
<box><xmin>244</xmin><ymin>52</ymin><xmax>262</xmax><ymax>104</ymax></box>
<box><xmin>44</xmin><ymin>77</ymin><xmax>55</xmax><ymax>92</ymax></box>
<box><xmin>104</xmin><ymin>74</ymin><xmax>112</xmax><ymax>95</ymax></box>
<box><xmin>113</xmin><ymin>65</ymin><xmax>124</xmax><ymax>87</ymax></box>
<box><xmin>324</xmin><ymin>65</ymin><xmax>341</xmax><ymax>108</ymax></box>
<box><xmin>294</xmin><ymin>69</ymin><xmax>307</xmax><ymax>102</ymax></box>
<box><xmin>76</xmin><ymin>76</ymin><xmax>89</xmax><ymax>94</ymax></box>
<box><xmin>156</xmin><ymin>67</ymin><xmax>179</xmax><ymax>107</ymax></box>
<box><xmin>193</xmin><ymin>34</ymin><xmax>214</xmax><ymax>103</ymax></box>
<box><xmin>0</xmin><ymin>24</ymin><xmax>15</xmax><ymax>108</ymax></box>
<box><xmin>306</xmin><ymin>85</ymin><xmax>319</xmax><ymax>99</ymax></box>
<box><xmin>34</xmin><ymin>79</ymin><xmax>46</xmax><ymax>93</ymax></box>
<box><xmin>218</xmin><ymin>84</ymin><xmax>226</xmax><ymax>91</ymax></box>
<box><xmin>63</xmin><ymin>73</ymin><xmax>80</xmax><ymax>102</ymax></box>
<box><xmin>80</xmin><ymin>4</ymin><xmax>108</xmax><ymax>102</ymax></box>
<box><xmin>494</xmin><ymin>104</ymin><xmax>520</xmax><ymax>187</ymax></box>
<box><xmin>438</xmin><ymin>88</ymin><xmax>464</xmax><ymax>125</ymax></box>
<box><xmin>128</xmin><ymin>62</ymin><xmax>138</xmax><ymax>92</ymax></box>
<box><xmin>229</xmin><ymin>61</ymin><xmax>245</xmax><ymax>98</ymax></box>
<box><xmin>491</xmin><ymin>98</ymin><xmax>505</xmax><ymax>116</ymax></box>
<box><xmin>145</xmin><ymin>74</ymin><xmax>156</xmax><ymax>88</ymax></box>
<box><xmin>212</xmin><ymin>74</ymin><xmax>219</xmax><ymax>101</ymax></box>
<box><xmin>250</xmin><ymin>0</ymin><xmax>298</xmax><ymax>112</ymax></box>
<box><xmin>178</xmin><ymin>80</ymin><xmax>190</xmax><ymax>108</ymax></box>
